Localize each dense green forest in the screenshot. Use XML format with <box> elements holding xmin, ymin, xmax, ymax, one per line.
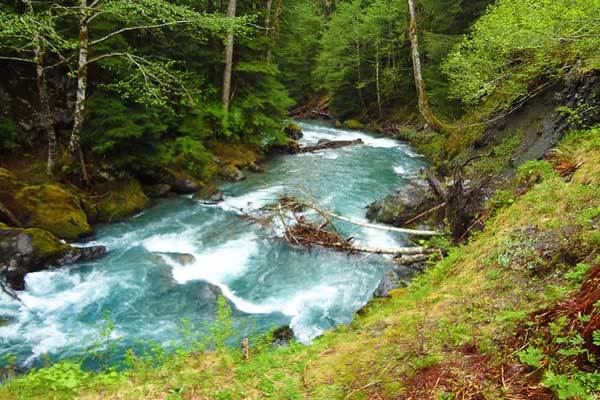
<box><xmin>1</xmin><ymin>0</ymin><xmax>599</xmax><ymax>398</ymax></box>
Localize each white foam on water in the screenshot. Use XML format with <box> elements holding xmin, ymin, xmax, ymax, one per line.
<box><xmin>218</xmin><ymin>186</ymin><xmax>282</xmax><ymax>213</ymax></box>
<box><xmin>164</xmin><ymin>235</ymin><xmax>258</xmax><ymax>285</ymax></box>
<box><xmin>143</xmin><ymin>231</ymin><xmax>198</xmax><ymax>255</ymax></box>
<box><xmin>0</xmin><ymin>268</ymin><xmax>119</xmax><ymax>365</ymax></box>
<box><xmin>394</xmin><ymin>164</ymin><xmax>406</xmax><ymax>175</ymax></box>
<box><xmin>299</xmin><ymin>123</ymin><xmax>399</xmax><ymax>149</ymax></box>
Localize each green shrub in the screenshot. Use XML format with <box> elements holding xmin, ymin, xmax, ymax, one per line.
<box><xmin>517</xmin><ymin>160</ymin><xmax>557</xmax><ymax>187</ymax></box>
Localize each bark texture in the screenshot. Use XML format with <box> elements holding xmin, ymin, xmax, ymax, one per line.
<box><xmin>222</xmin><ymin>0</ymin><xmax>237</xmax><ymax>121</ymax></box>
<box><xmin>69</xmin><ymin>0</ymin><xmax>90</xmax><ymax>183</ymax></box>
<box><xmin>407</xmin><ymin>0</ymin><xmax>446</xmax><ymax>133</ymax></box>
<box><xmin>23</xmin><ymin>0</ymin><xmax>58</xmax><ymax>176</ymax></box>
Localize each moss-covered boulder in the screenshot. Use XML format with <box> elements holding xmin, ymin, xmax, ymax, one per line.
<box><xmin>220</xmin><ymin>164</ymin><xmax>246</xmax><ymax>182</ymax></box>
<box><xmin>96</xmin><ymin>178</ymin><xmax>150</xmax><ymax>222</ymax></box>
<box><xmin>366</xmin><ymin>180</ymin><xmax>438</xmax><ymax>226</ymax></box>
<box><xmin>14</xmin><ymin>185</ymin><xmax>91</xmax><ymax>240</ymax></box>
<box><xmin>284</xmin><ymin>122</ymin><xmax>303</xmax><ymax>140</ymax></box>
<box><xmin>343</xmin><ymin>119</ymin><xmax>365</xmax><ymax>130</ymax></box>
<box><xmin>0</xmin><ymin>225</ymin><xmax>106</xmax><ymax>290</ymax></box>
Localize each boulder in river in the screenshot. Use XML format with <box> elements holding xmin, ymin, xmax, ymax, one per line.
<box><xmin>220</xmin><ymin>164</ymin><xmax>246</xmax><ymax>182</ymax></box>
<box><xmin>0</xmin><ymin>224</ymin><xmax>107</xmax><ymax>290</ymax></box>
<box><xmin>95</xmin><ymin>177</ymin><xmax>151</xmax><ymax>222</ymax></box>
<box><xmin>168</xmin><ymin>170</ymin><xmax>201</xmax><ymax>194</ymax></box>
<box><xmin>366</xmin><ymin>179</ymin><xmax>438</xmax><ymax>227</ymax></box>
<box><xmin>193</xmin><ymin>183</ymin><xmax>224</xmax><ymax>204</ymax></box>
<box><xmin>284</xmin><ymin>122</ymin><xmax>303</xmax><ymax>140</ymax></box>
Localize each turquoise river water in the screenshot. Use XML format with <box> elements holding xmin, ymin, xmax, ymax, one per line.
<box><xmin>0</xmin><ymin>121</ymin><xmax>427</xmax><ymax>368</ymax></box>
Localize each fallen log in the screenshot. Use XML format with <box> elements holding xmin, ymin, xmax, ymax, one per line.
<box><xmin>394</xmin><ymin>254</ymin><xmax>429</xmax><ymax>265</ymax></box>
<box><xmin>308</xmin><ymin>206</ymin><xmax>442</xmax><ymax>237</ymax></box>
<box><xmin>299</xmin><ymin>139</ymin><xmax>364</xmax><ymax>153</ymax></box>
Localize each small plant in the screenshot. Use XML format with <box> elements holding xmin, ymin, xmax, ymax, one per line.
<box><xmin>517</xmin><ymin>346</ymin><xmax>545</xmax><ymax>368</ymax></box>
<box><xmin>517</xmin><ymin>160</ymin><xmax>557</xmax><ymax>188</ymax></box>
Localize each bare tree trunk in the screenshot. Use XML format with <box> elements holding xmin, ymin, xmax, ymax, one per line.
<box><xmin>375</xmin><ymin>39</ymin><xmax>383</xmax><ymax>118</ymax></box>
<box><xmin>23</xmin><ymin>0</ymin><xmax>58</xmax><ymax>176</ymax></box>
<box><xmin>221</xmin><ymin>0</ymin><xmax>237</xmax><ymax>124</ymax></box>
<box><xmin>407</xmin><ymin>0</ymin><xmax>445</xmax><ymax>133</ymax></box>
<box><xmin>69</xmin><ymin>0</ymin><xmax>90</xmax><ymax>184</ymax></box>
<box><xmin>265</xmin><ymin>0</ymin><xmax>273</xmax><ymax>62</ymax></box>
<box><xmin>35</xmin><ymin>52</ymin><xmax>58</xmax><ymax>176</ymax></box>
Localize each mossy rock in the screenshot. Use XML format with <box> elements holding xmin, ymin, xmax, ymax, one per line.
<box><xmin>343</xmin><ymin>119</ymin><xmax>365</xmax><ymax>130</ymax></box>
<box><xmin>14</xmin><ymin>184</ymin><xmax>91</xmax><ymax>240</ymax></box>
<box><xmin>96</xmin><ymin>178</ymin><xmax>150</xmax><ymax>222</ymax></box>
<box><xmin>284</xmin><ymin>123</ymin><xmax>303</xmax><ymax>140</ymax></box>
<box><xmin>27</xmin><ymin>227</ymin><xmax>71</xmax><ymax>260</ymax></box>
<box><xmin>210</xmin><ymin>142</ymin><xmax>259</xmax><ymax>168</ymax></box>
<box><xmin>219</xmin><ymin>164</ymin><xmax>246</xmax><ymax>182</ymax></box>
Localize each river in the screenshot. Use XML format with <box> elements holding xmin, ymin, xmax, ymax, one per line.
<box><xmin>0</xmin><ymin>121</ymin><xmax>427</xmax><ymax>369</ymax></box>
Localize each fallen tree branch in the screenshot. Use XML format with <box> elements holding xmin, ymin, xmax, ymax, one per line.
<box><xmin>299</xmin><ymin>139</ymin><xmax>364</xmax><ymax>153</ymax></box>
<box><xmin>394</xmin><ymin>254</ymin><xmax>429</xmax><ymax>265</ymax></box>
<box><xmin>309</xmin><ymin>206</ymin><xmax>442</xmax><ymax>237</ymax></box>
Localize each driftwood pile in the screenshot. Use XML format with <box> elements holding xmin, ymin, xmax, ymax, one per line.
<box><xmin>272</xmin><ymin>196</ymin><xmax>439</xmax><ymax>260</ymax></box>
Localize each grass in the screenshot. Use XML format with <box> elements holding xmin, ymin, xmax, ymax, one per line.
<box><xmin>1</xmin><ymin>127</ymin><xmax>599</xmax><ymax>400</ymax></box>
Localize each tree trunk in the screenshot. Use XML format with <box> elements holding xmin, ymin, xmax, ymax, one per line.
<box><xmin>407</xmin><ymin>0</ymin><xmax>445</xmax><ymax>133</ymax></box>
<box><xmin>35</xmin><ymin>51</ymin><xmax>58</xmax><ymax>176</ymax></box>
<box><xmin>375</xmin><ymin>39</ymin><xmax>383</xmax><ymax>118</ymax></box>
<box><xmin>221</xmin><ymin>0</ymin><xmax>237</xmax><ymax>124</ymax></box>
<box><xmin>265</xmin><ymin>0</ymin><xmax>273</xmax><ymax>62</ymax></box>
<box><xmin>23</xmin><ymin>0</ymin><xmax>58</xmax><ymax>176</ymax></box>
<box><xmin>69</xmin><ymin>0</ymin><xmax>90</xmax><ymax>184</ymax></box>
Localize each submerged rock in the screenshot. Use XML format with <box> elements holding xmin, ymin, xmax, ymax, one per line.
<box><xmin>96</xmin><ymin>178</ymin><xmax>151</xmax><ymax>222</ymax></box>
<box><xmin>366</xmin><ymin>179</ymin><xmax>438</xmax><ymax>227</ymax></box>
<box><xmin>0</xmin><ymin>225</ymin><xmax>106</xmax><ymax>290</ymax></box>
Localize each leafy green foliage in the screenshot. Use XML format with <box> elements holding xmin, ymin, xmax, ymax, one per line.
<box><xmin>444</xmin><ymin>0</ymin><xmax>600</xmax><ymax>110</ymax></box>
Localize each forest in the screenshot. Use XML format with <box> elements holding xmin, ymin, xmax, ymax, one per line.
<box><xmin>0</xmin><ymin>0</ymin><xmax>599</xmax><ymax>399</ymax></box>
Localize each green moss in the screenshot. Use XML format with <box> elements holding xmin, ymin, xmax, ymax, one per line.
<box><xmin>342</xmin><ymin>119</ymin><xmax>365</xmax><ymax>130</ymax></box>
<box><xmin>0</xmin><ymin>224</ymin><xmax>69</xmax><ymax>264</ymax></box>
<box><xmin>210</xmin><ymin>142</ymin><xmax>259</xmax><ymax>168</ymax></box>
<box><xmin>27</xmin><ymin>227</ymin><xmax>70</xmax><ymax>259</ymax></box>
<box><xmin>96</xmin><ymin>178</ymin><xmax>151</xmax><ymax>222</ymax></box>
<box><xmin>14</xmin><ymin>185</ymin><xmax>91</xmax><ymax>240</ymax></box>
<box><xmin>517</xmin><ymin>160</ymin><xmax>557</xmax><ymax>187</ymax></box>
<box><xmin>0</xmin><ymin>168</ymin><xmax>23</xmax><ymax>210</ymax></box>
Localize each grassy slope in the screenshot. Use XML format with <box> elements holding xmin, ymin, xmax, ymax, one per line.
<box><xmin>1</xmin><ymin>128</ymin><xmax>599</xmax><ymax>400</ymax></box>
